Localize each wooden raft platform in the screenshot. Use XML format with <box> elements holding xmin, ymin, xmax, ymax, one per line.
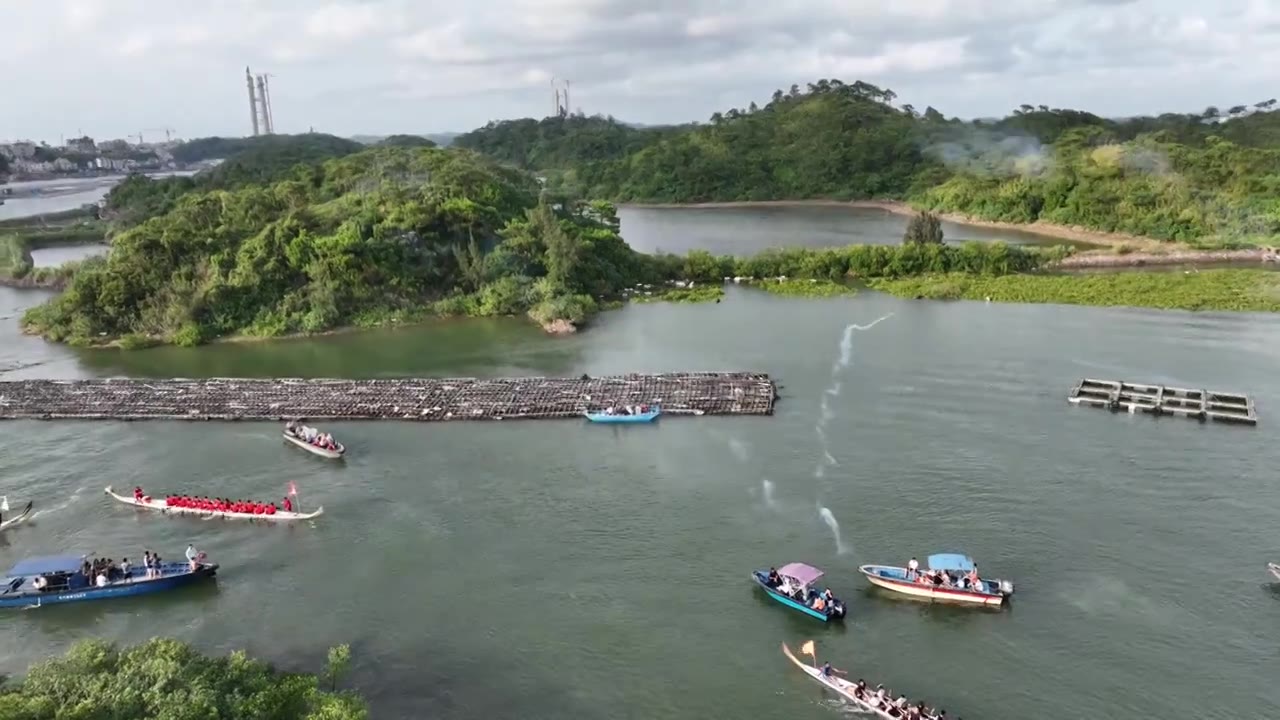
<box><xmin>1068</xmin><ymin>378</ymin><xmax>1256</xmax><ymax>426</ymax></box>
<box><xmin>0</xmin><ymin>373</ymin><xmax>777</xmax><ymax>422</ymax></box>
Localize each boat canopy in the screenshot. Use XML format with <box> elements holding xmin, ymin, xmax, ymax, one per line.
<box><xmin>927</xmin><ymin>553</ymin><xmax>976</xmax><ymax>572</ymax></box>
<box><xmin>6</xmin><ymin>553</ymin><xmax>86</xmax><ymax>577</ymax></box>
<box><xmin>777</xmin><ymin>562</ymin><xmax>825</xmax><ymax>586</ymax></box>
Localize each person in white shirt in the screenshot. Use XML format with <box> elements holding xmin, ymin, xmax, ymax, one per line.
<box><xmin>907</xmin><ymin>557</ymin><xmax>919</xmax><ymax>580</ymax></box>
<box><xmin>95</xmin><ymin>573</ymin><xmax>108</xmax><ymax>588</ymax></box>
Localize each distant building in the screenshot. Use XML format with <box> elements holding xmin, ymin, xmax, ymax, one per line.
<box><xmin>66</xmin><ymin>136</ymin><xmax>97</xmax><ymax>153</ymax></box>
<box><xmin>0</xmin><ymin>142</ymin><xmax>38</xmax><ymax>160</ymax></box>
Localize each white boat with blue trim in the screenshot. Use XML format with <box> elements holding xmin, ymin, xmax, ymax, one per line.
<box><xmin>859</xmin><ymin>552</ymin><xmax>1014</xmax><ymax>607</ymax></box>
<box><xmin>781</xmin><ymin>642</ymin><xmax>953</xmax><ymax>719</ymax></box>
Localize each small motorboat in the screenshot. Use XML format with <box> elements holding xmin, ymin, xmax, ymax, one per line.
<box><xmin>0</xmin><ymin>551</ymin><xmax>217</xmax><ymax>609</ymax></box>
<box><xmin>752</xmin><ymin>562</ymin><xmax>846</xmax><ymax>621</ymax></box>
<box><xmin>283</xmin><ymin>422</ymin><xmax>345</xmax><ymax>459</ymax></box>
<box><xmin>781</xmin><ymin>641</ymin><xmax>949</xmax><ymax>719</ymax></box>
<box><xmin>1268</xmin><ymin>562</ymin><xmax>1280</xmax><ymax>581</ymax></box>
<box><xmin>859</xmin><ymin>552</ymin><xmax>1014</xmax><ymax>607</ymax></box>
<box><xmin>0</xmin><ymin>500</ymin><xmax>34</xmax><ymax>532</ymax></box>
<box><xmin>584</xmin><ymin>404</ymin><xmax>660</xmax><ymax>424</ymax></box>
<box><xmin>104</xmin><ymin>487</ymin><xmax>323</xmax><ymax>522</ymax></box>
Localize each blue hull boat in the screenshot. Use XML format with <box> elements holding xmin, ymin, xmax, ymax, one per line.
<box><xmin>0</xmin><ymin>553</ymin><xmax>217</xmax><ymax>609</ymax></box>
<box><xmin>584</xmin><ymin>406</ymin><xmax>660</xmax><ymax>423</ymax></box>
<box><xmin>752</xmin><ymin>563</ymin><xmax>846</xmax><ymax>622</ymax></box>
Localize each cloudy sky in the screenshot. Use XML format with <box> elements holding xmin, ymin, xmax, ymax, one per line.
<box><xmin>4</xmin><ymin>0</ymin><xmax>1278</xmax><ymax>143</ymax></box>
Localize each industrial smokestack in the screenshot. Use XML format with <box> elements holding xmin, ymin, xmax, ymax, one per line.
<box><xmin>256</xmin><ymin>75</ymin><xmax>271</xmax><ymax>134</ymax></box>
<box><xmin>262</xmin><ymin>75</ymin><xmax>275</xmax><ymax>134</ymax></box>
<box><xmin>246</xmin><ymin>66</ymin><xmax>259</xmax><ymax>136</ymax></box>
<box><xmin>564</xmin><ymin>80</ymin><xmax>570</xmax><ymax>118</ymax></box>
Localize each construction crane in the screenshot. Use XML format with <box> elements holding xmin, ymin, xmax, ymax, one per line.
<box><xmin>140</xmin><ymin>127</ymin><xmax>176</xmax><ymax>143</ymax></box>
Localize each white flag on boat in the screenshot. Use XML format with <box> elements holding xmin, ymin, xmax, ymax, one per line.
<box><xmin>800</xmin><ymin>640</ymin><xmax>815</xmax><ymax>658</ymax></box>
<box><xmin>1</xmin><ymin>496</ymin><xmax>8</xmax><ymax>512</ymax></box>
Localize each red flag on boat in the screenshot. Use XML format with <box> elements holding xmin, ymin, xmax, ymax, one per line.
<box><xmin>288</xmin><ymin>482</ymin><xmax>298</xmax><ymax>496</ymax></box>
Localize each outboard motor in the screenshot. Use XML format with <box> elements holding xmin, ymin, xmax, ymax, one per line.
<box><xmin>999</xmin><ymin>579</ymin><xmax>1015</xmax><ymax>596</ymax></box>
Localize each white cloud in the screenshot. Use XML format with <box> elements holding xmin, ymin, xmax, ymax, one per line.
<box><xmin>1</xmin><ymin>0</ymin><xmax>1278</xmax><ymax>141</ymax></box>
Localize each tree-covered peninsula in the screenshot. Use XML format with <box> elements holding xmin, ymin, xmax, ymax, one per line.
<box><xmin>22</xmin><ymin>146</ymin><xmax>692</xmax><ymax>347</ymax></box>
<box><xmin>458</xmin><ymin>79</ymin><xmax>1280</xmax><ymax>246</ymax></box>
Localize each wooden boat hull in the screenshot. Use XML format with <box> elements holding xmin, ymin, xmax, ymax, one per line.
<box><xmin>1268</xmin><ymin>562</ymin><xmax>1280</xmax><ymax>581</ymax></box>
<box><xmin>752</xmin><ymin>571</ymin><xmax>844</xmax><ymax>621</ymax></box>
<box><xmin>781</xmin><ymin>643</ymin><xmax>902</xmax><ymax>719</ymax></box>
<box><xmin>0</xmin><ymin>563</ymin><xmax>216</xmax><ymax>609</ymax></box>
<box><xmin>0</xmin><ymin>502</ymin><xmax>33</xmax><ymax>531</ymax></box>
<box><xmin>104</xmin><ymin>487</ymin><xmax>323</xmax><ymax>522</ymax></box>
<box><xmin>859</xmin><ymin>564</ymin><xmax>1008</xmax><ymax>606</ymax></box>
<box><xmin>282</xmin><ymin>432</ymin><xmax>345</xmax><ymax>459</ymax></box>
<box><xmin>584</xmin><ymin>409</ymin><xmax>660</xmax><ymax>424</ymax></box>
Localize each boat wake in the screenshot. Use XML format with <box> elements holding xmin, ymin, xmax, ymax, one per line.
<box><xmin>808</xmin><ymin>315</ymin><xmax>892</xmax><ymax>550</ymax></box>
<box><xmin>762</xmin><ymin>479</ymin><xmax>777</xmax><ymax>509</ymax></box>
<box><xmin>819</xmin><ymin>507</ymin><xmax>848</xmax><ymax>555</ymax></box>
<box><xmin>30</xmin><ymin>486</ymin><xmax>85</xmax><ymax>521</ymax></box>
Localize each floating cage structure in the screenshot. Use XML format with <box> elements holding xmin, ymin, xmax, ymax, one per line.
<box><xmin>1067</xmin><ymin>378</ymin><xmax>1256</xmax><ymax>426</ymax></box>
<box><xmin>0</xmin><ymin>373</ymin><xmax>778</xmax><ymax>422</ymax></box>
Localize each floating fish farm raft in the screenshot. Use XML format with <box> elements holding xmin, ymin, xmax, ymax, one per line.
<box><xmin>0</xmin><ymin>373</ymin><xmax>777</xmax><ymax>422</ymax></box>
<box><xmin>1067</xmin><ymin>378</ymin><xmax>1256</xmax><ymax>426</ymax></box>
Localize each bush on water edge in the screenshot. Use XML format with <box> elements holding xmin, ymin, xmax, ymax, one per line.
<box><xmin>745</xmin><ymin>278</ymin><xmax>858</xmax><ymax>297</ymax></box>
<box><xmin>868</xmin><ymin>269</ymin><xmax>1280</xmax><ymax>312</ymax></box>
<box><xmin>0</xmin><ymin>638</ymin><xmax>367</xmax><ymax>719</ymax></box>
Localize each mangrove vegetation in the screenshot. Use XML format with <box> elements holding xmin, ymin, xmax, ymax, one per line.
<box><xmin>0</xmin><ymin>638</ymin><xmax>366</xmax><ymax>719</ymax></box>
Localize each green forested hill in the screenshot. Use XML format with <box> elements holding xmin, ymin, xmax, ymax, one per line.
<box><xmin>24</xmin><ymin>147</ymin><xmax>676</xmax><ymax>346</ymax></box>
<box><xmin>456</xmin><ymin>80</ymin><xmax>1280</xmax><ymax>244</ymax></box>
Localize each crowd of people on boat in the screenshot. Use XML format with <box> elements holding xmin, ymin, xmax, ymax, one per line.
<box><xmin>136</xmin><ymin>487</ymin><xmax>295</xmax><ymax>515</ymax></box>
<box><xmin>820</xmin><ymin>663</ymin><xmax>956</xmax><ymax>720</ymax></box>
<box><xmin>763</xmin><ymin>567</ymin><xmax>842</xmax><ymax>615</ymax></box>
<box><xmin>286</xmin><ymin>421</ymin><xmax>339</xmax><ymax>450</ymax></box>
<box><xmin>906</xmin><ymin>557</ymin><xmax>988</xmax><ymax>593</ymax></box>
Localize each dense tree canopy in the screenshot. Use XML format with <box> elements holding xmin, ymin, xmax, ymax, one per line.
<box><xmin>377</xmin><ymin>134</ymin><xmax>438</xmax><ymax>149</ymax></box>
<box><xmin>0</xmin><ymin>638</ymin><xmax>365</xmax><ymax>719</ymax></box>
<box><xmin>25</xmin><ymin>147</ymin><xmax>683</xmax><ymax>346</ymax></box>
<box><xmin>170</xmin><ymin>134</ymin><xmax>363</xmax><ymax>165</ymax></box>
<box><xmin>457</xmin><ymin>79</ymin><xmax>1280</xmax><ymax>244</ymax></box>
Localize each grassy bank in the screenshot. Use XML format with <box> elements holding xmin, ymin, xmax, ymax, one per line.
<box><xmin>0</xmin><ymin>234</ymin><xmax>90</xmax><ymax>289</ymax></box>
<box><xmin>869</xmin><ymin>269</ymin><xmax>1280</xmax><ymax>313</ymax></box>
<box><xmin>745</xmin><ymin>278</ymin><xmax>857</xmax><ymax>297</ymax></box>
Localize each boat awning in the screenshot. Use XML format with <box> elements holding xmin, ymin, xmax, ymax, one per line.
<box><xmin>6</xmin><ymin>553</ymin><xmax>86</xmax><ymax>577</ymax></box>
<box><xmin>777</xmin><ymin>562</ymin><xmax>825</xmax><ymax>586</ymax></box>
<box><xmin>927</xmin><ymin>553</ymin><xmax>976</xmax><ymax>572</ymax></box>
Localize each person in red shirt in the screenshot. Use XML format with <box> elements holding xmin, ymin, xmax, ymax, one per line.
<box><xmin>282</xmin><ymin>496</ymin><xmax>293</xmax><ymax>513</ymax></box>
<box><xmin>134</xmin><ymin>486</ymin><xmax>144</xmax><ymax>502</ymax></box>
<box><xmin>265</xmin><ymin>504</ymin><xmax>276</xmax><ymax>516</ymax></box>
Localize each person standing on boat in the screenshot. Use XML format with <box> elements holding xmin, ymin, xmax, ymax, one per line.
<box><xmin>820</xmin><ymin>661</ymin><xmax>847</xmax><ymax>680</ymax></box>
<box><xmin>907</xmin><ymin>557</ymin><xmax>919</xmax><ymax>580</ymax></box>
<box><xmin>185</xmin><ymin>544</ymin><xmax>198</xmax><ymax>571</ymax></box>
<box><xmin>282</xmin><ymin>495</ymin><xmax>293</xmax><ymax>513</ymax></box>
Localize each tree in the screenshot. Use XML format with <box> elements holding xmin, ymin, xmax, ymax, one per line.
<box><xmin>0</xmin><ymin>638</ymin><xmax>367</xmax><ymax>719</ymax></box>
<box><xmin>325</xmin><ymin>644</ymin><xmax>352</xmax><ymax>692</ymax></box>
<box><xmin>903</xmin><ymin>211</ymin><xmax>944</xmax><ymax>245</ymax></box>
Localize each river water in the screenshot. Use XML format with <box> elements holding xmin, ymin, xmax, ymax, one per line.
<box><xmin>1</xmin><ymin>196</ymin><xmax>1279</xmax><ymax>719</ymax></box>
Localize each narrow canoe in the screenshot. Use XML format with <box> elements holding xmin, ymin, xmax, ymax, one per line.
<box><xmin>104</xmin><ymin>487</ymin><xmax>323</xmax><ymax>522</ymax></box>
<box><xmin>1269</xmin><ymin>562</ymin><xmax>1280</xmax><ymax>581</ymax></box>
<box><xmin>781</xmin><ymin>643</ymin><xmax>908</xmax><ymax>719</ymax></box>
<box><xmin>282</xmin><ymin>431</ymin><xmax>345</xmax><ymax>459</ymax></box>
<box><xmin>584</xmin><ymin>407</ymin><xmax>660</xmax><ymax>423</ymax></box>
<box><xmin>0</xmin><ymin>502</ymin><xmax>33</xmax><ymax>532</ymax></box>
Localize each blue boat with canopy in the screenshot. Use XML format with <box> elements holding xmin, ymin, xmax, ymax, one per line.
<box><xmin>859</xmin><ymin>551</ymin><xmax>1014</xmax><ymax>607</ymax></box>
<box><xmin>584</xmin><ymin>404</ymin><xmax>661</xmax><ymax>423</ymax></box>
<box><xmin>752</xmin><ymin>562</ymin><xmax>846</xmax><ymax>621</ymax></box>
<box><xmin>0</xmin><ymin>551</ymin><xmax>217</xmax><ymax>609</ymax></box>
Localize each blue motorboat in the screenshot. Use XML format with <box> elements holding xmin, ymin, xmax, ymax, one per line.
<box><xmin>752</xmin><ymin>562</ymin><xmax>846</xmax><ymax>622</ymax></box>
<box><xmin>0</xmin><ymin>552</ymin><xmax>218</xmax><ymax>609</ymax></box>
<box><xmin>584</xmin><ymin>404</ymin><xmax>661</xmax><ymax>423</ymax></box>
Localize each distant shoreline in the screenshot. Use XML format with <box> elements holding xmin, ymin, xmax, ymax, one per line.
<box><xmin>622</xmin><ymin>199</ymin><xmax>1273</xmax><ymax>267</ymax></box>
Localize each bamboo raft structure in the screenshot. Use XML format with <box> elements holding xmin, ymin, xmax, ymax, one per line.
<box><xmin>0</xmin><ymin>373</ymin><xmax>777</xmax><ymax>422</ymax></box>
<box><xmin>1067</xmin><ymin>378</ymin><xmax>1256</xmax><ymax>426</ymax></box>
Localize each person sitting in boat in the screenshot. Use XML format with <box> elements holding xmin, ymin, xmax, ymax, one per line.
<box><xmin>133</xmin><ymin>486</ymin><xmax>144</xmax><ymax>502</ymax></box>
<box><xmin>32</xmin><ymin>575</ymin><xmax>47</xmax><ymax>591</ymax></box>
<box><xmin>966</xmin><ymin>565</ymin><xmax>980</xmax><ymax>590</ymax></box>
<box><xmin>851</xmin><ymin>679</ymin><xmax>867</xmax><ymax>700</ymax></box>
<box><xmin>811</xmin><ymin>594</ymin><xmax>826</xmax><ymax>612</ymax></box>
<box><xmin>765</xmin><ymin>567</ymin><xmax>781</xmax><ymax>588</ymax></box>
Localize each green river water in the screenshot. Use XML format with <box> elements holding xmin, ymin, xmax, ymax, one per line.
<box><xmin>0</xmin><ymin>201</ymin><xmax>1278</xmax><ymax>718</ymax></box>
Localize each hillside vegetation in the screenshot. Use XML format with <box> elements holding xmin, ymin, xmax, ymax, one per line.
<box><xmin>458</xmin><ymin>79</ymin><xmax>1280</xmax><ymax>245</ymax></box>
<box><xmin>23</xmin><ymin>147</ymin><xmax>704</xmax><ymax>347</ymax></box>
